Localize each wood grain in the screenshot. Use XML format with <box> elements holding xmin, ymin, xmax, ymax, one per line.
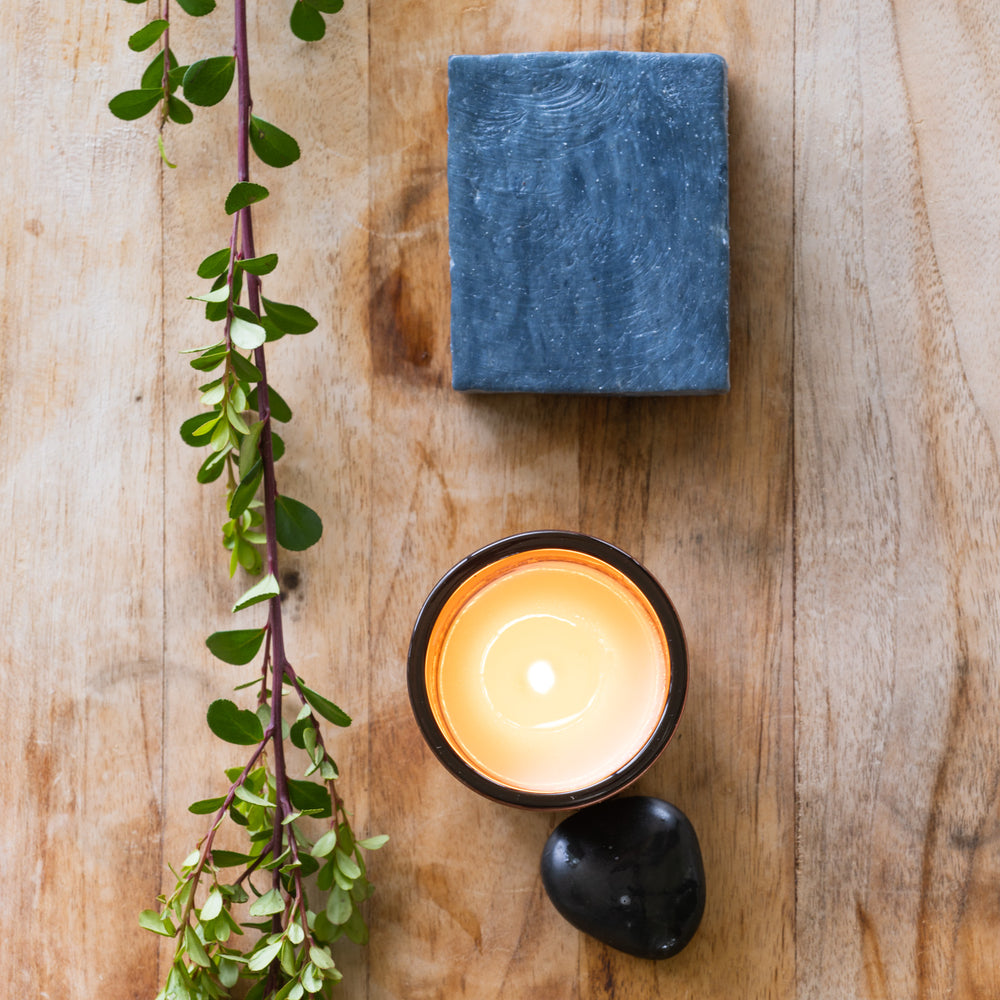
<box><xmin>0</xmin><ymin>4</ymin><xmax>165</xmax><ymax>996</ymax></box>
<box><xmin>365</xmin><ymin>3</ymin><xmax>794</xmax><ymax>998</ymax></box>
<box><xmin>795</xmin><ymin>1</ymin><xmax>1000</xmax><ymax>997</ymax></box>
<box><xmin>2</xmin><ymin>0</ymin><xmax>997</xmax><ymax>997</ymax></box>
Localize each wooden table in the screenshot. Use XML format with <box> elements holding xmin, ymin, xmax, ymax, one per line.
<box><xmin>4</xmin><ymin>2</ymin><xmax>999</xmax><ymax>997</ymax></box>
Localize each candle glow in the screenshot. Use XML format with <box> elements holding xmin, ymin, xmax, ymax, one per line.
<box><xmin>423</xmin><ymin>548</ymin><xmax>671</xmax><ymax>794</ymax></box>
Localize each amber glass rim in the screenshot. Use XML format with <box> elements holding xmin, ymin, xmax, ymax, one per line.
<box><xmin>406</xmin><ymin>530</ymin><xmax>688</xmax><ymax>810</ymax></box>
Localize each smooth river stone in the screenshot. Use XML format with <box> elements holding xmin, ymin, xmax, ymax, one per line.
<box><xmin>447</xmin><ymin>51</ymin><xmax>730</xmax><ymax>395</ymax></box>
<box><xmin>540</xmin><ymin>795</ymin><xmax>705</xmax><ymax>959</ymax></box>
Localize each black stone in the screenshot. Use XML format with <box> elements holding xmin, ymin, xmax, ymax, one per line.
<box><xmin>540</xmin><ymin>795</ymin><xmax>705</xmax><ymax>959</ymax></box>
<box><xmin>447</xmin><ymin>51</ymin><xmax>730</xmax><ymax>395</ymax></box>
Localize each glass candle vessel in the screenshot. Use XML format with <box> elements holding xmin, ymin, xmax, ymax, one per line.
<box><xmin>407</xmin><ymin>531</ymin><xmax>687</xmax><ymax>809</ymax></box>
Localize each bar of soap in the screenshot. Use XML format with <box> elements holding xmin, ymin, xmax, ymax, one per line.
<box><xmin>447</xmin><ymin>51</ymin><xmax>730</xmax><ymax>395</ymax></box>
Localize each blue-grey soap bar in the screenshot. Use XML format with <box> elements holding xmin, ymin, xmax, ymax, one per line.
<box><xmin>448</xmin><ymin>51</ymin><xmax>729</xmax><ymax>395</ymax></box>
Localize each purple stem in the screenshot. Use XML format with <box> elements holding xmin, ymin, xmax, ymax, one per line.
<box><xmin>233</xmin><ymin>0</ymin><xmax>296</xmax><ymax>958</ymax></box>
<box><xmin>160</xmin><ymin>0</ymin><xmax>171</xmax><ymax>121</ymax></box>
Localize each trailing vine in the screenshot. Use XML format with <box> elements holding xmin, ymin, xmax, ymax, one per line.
<box><xmin>111</xmin><ymin>1</ymin><xmax>383</xmax><ymax>998</ymax></box>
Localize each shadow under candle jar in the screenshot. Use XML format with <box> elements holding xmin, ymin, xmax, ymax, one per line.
<box><xmin>407</xmin><ymin>531</ymin><xmax>687</xmax><ymax>809</ymax></box>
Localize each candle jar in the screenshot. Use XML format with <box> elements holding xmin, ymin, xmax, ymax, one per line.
<box><xmin>407</xmin><ymin>531</ymin><xmax>687</xmax><ymax>809</ymax></box>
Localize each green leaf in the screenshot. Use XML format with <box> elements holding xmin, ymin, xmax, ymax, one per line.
<box><xmin>188</xmin><ymin>796</ymin><xmax>226</xmax><ymax>815</ymax></box>
<box><xmin>350</xmin><ymin>876</ymin><xmax>374</xmax><ymax>902</ymax></box>
<box><xmin>231</xmin><ymin>304</ymin><xmax>261</xmax><ymax>325</ymax></box>
<box><xmin>247</xmin><ymin>939</ymin><xmax>282</xmax><ymax>973</ymax></box>
<box><xmin>301</xmin><ymin>683</ymin><xmax>351</xmax><ymax>728</ymax></box>
<box><xmin>230</xmin><ymin>350</ymin><xmax>263</xmax><ymax>384</ymax></box>
<box><xmin>234</xmin><ymin>784</ymin><xmax>271</xmax><ymax>807</ymax></box>
<box><xmin>227</xmin><ymin>404</ymin><xmax>250</xmax><ymax>436</ymax></box>
<box><xmin>289</xmin><ymin>715</ymin><xmax>313</xmax><ymax>750</ymax></box>
<box><xmin>198</xmin><ymin>375</ymin><xmax>223</xmax><ymax>397</ymax></box>
<box><xmin>196</xmin><ymin>449</ymin><xmax>228</xmax><ymax>484</ymax></box>
<box><xmin>189</xmin><ymin>343</ymin><xmax>228</xmax><ymax>372</ymax></box>
<box><xmin>205</xmin><ymin>627</ymin><xmax>266</xmax><ymax>665</ymax></box>
<box><xmin>128</xmin><ymin>19</ymin><xmax>168</xmax><ymax>51</ymax></box>
<box><xmin>233</xmin><ymin>573</ymin><xmax>279</xmax><ymax>613</ymax></box>
<box><xmin>236</xmin><ymin>252</ymin><xmax>279</xmax><ymax>276</ymax></box>
<box><xmin>309</xmin><ymin>944</ymin><xmax>337</xmax><ymax>970</ymax></box>
<box><xmin>246</xmin><ymin>385</ymin><xmax>292</xmax><ymax>422</ymax></box>
<box><xmin>209</xmin><ymin>417</ymin><xmax>233</xmax><ymax>453</ymax></box>
<box><xmin>275</xmin><ymin>495</ymin><xmax>323</xmax><ymax>551</ymax></box>
<box><xmin>190</xmin><ymin>283</ymin><xmax>231</xmax><ymax>304</ymax></box>
<box><xmin>182</xmin><ymin>56</ymin><xmax>235</xmax><ymax>106</ymax></box>
<box><xmin>271</xmin><ymin>431</ymin><xmax>285</xmax><ymax>461</ymax></box>
<box><xmin>228</xmin><ymin>804</ymin><xmax>249</xmax><ymax>828</ymax></box>
<box><xmin>166</xmin><ymin>95</ymin><xmax>193</xmax><ymax>124</ymax></box>
<box><xmin>316</xmin><ymin>860</ymin><xmax>335</xmax><ymax>893</ymax></box>
<box><xmin>325</xmin><ymin>885</ymin><xmax>352</xmax><ymax>925</ymax></box>
<box><xmin>290</xmin><ymin>0</ymin><xmax>326</xmax><ymax>40</ymax></box>
<box><xmin>342</xmin><ymin>907</ymin><xmax>369</xmax><ymax>946</ymax></box>
<box><xmin>217</xmin><ymin>957</ymin><xmax>239</xmax><ymax>989</ymax></box>
<box><xmin>198</xmin><ymin>248</ymin><xmax>231</xmax><ymax>279</ymax></box>
<box><xmin>235</xmin><ymin>538</ymin><xmax>263</xmax><ymax>575</ymax></box>
<box><xmin>141</xmin><ymin>48</ymin><xmax>176</xmax><ymax>90</ymax></box>
<box><xmin>333</xmin><ymin>863</ymin><xmax>354</xmax><ymax>892</ymax></box>
<box><xmin>200</xmin><ymin>888</ymin><xmax>224</xmax><ymax>922</ymax></box>
<box><xmin>229</xmin><ymin>463</ymin><xmax>262</xmax><ymax>519</ymax></box>
<box><xmin>335</xmin><ymin>848</ymin><xmax>362</xmax><ymax>880</ymax></box>
<box><xmin>231</xmin><ymin>381</ymin><xmax>248</xmax><ymax>413</ymax></box>
<box><xmin>180</xmin><ymin>412</ymin><xmax>219</xmax><ymax>445</ymax></box>
<box><xmin>272</xmin><ymin>981</ymin><xmax>299</xmax><ymax>1000</ymax></box>
<box><xmin>338</xmin><ymin>823</ymin><xmax>355</xmax><ymax>853</ymax></box>
<box><xmin>205</xmin><ymin>299</ymin><xmax>228</xmax><ymax>323</ymax></box>
<box><xmin>261</xmin><ymin>296</ymin><xmax>318</xmax><ymax>335</ymax></box>
<box><xmin>239</xmin><ymin>421</ymin><xmax>264</xmax><ymax>480</ymax></box>
<box><xmin>311</xmin><ymin>829</ymin><xmax>339</xmax><ymax>859</ymax></box>
<box><xmin>139</xmin><ymin>909</ymin><xmax>173</xmax><ymax>936</ymax></box>
<box><xmin>175</xmin><ymin>0</ymin><xmax>216</xmax><ymax>13</ymax></box>
<box><xmin>259</xmin><ymin>314</ymin><xmax>286</xmax><ymax>343</ymax></box>
<box><xmin>301</xmin><ymin>963</ymin><xmax>323</xmax><ymax>994</ymax></box>
<box><xmin>167</xmin><ymin>63</ymin><xmax>188</xmax><ymax>90</ymax></box>
<box><xmin>108</xmin><ymin>88</ymin><xmax>162</xmax><ymax>121</ymax></box>
<box><xmin>242</xmin><ymin>978</ymin><xmax>268</xmax><ymax>1000</ymax></box>
<box><xmin>202</xmin><ymin>914</ymin><xmax>228</xmax><ymax>943</ymax></box>
<box><xmin>287</xmin><ymin>778</ymin><xmax>331</xmax><ymax>817</ymax></box>
<box><xmin>248</xmin><ymin>116</ymin><xmax>301</xmax><ymax>168</ymax></box>
<box><xmin>163</xmin><ymin>966</ymin><xmax>192</xmax><ymax>1000</ymax></box>
<box><xmin>200</xmin><ymin>380</ymin><xmax>226</xmax><ymax>407</ymax></box>
<box><xmin>230</xmin><ymin>315</ymin><xmax>267</xmax><ymax>351</ymax></box>
<box><xmin>248</xmin><ymin>888</ymin><xmax>285</xmax><ymax>917</ymax></box>
<box><xmin>210</xmin><ymin>849</ymin><xmax>253</xmax><ymax>868</ymax></box>
<box><xmin>305</xmin><ymin>0</ymin><xmax>343</xmax><ymax>11</ymax></box>
<box><xmin>185</xmin><ymin>925</ymin><xmax>212</xmax><ymax>968</ymax></box>
<box><xmin>358</xmin><ymin>834</ymin><xmax>389</xmax><ymax>851</ymax></box>
<box><xmin>206</xmin><ymin>698</ymin><xmax>264</xmax><ymax>745</ymax></box>
<box><xmin>225</xmin><ymin>181</ymin><xmax>269</xmax><ymax>215</ymax></box>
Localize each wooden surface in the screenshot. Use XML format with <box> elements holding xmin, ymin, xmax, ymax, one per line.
<box><xmin>2</xmin><ymin>1</ymin><xmax>998</xmax><ymax>997</ymax></box>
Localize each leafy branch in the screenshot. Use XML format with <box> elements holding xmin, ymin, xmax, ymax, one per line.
<box><xmin>111</xmin><ymin>1</ymin><xmax>383</xmax><ymax>998</ymax></box>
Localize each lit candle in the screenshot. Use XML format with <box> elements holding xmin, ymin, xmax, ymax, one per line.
<box><xmin>409</xmin><ymin>532</ymin><xmax>687</xmax><ymax>808</ymax></box>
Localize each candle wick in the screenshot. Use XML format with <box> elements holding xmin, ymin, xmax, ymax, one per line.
<box><xmin>527</xmin><ymin>659</ymin><xmax>556</xmax><ymax>694</ymax></box>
